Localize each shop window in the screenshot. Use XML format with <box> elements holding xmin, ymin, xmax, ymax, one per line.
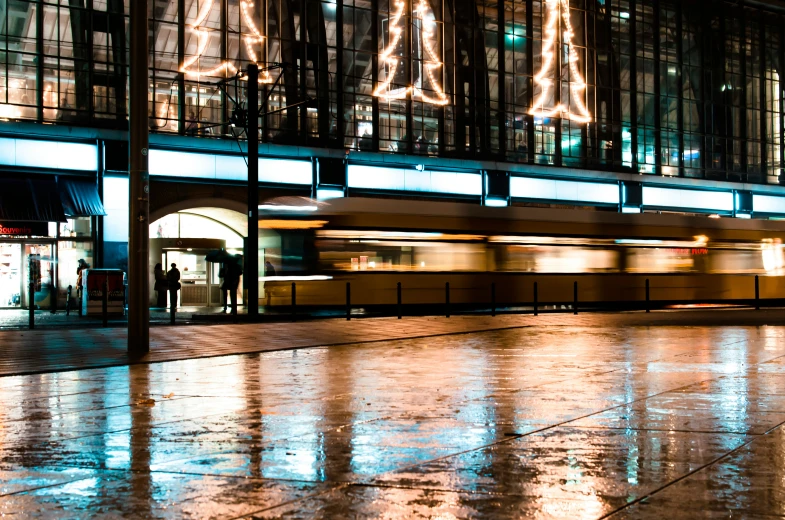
<box><xmin>57</xmin><ymin>241</ymin><xmax>93</xmax><ymax>295</ymax></box>
<box><xmin>59</xmin><ymin>217</ymin><xmax>91</xmax><ymax>238</ymax></box>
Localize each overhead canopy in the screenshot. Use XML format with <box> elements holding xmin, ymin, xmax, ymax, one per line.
<box><xmin>0</xmin><ymin>177</ymin><xmax>106</xmax><ymax>222</ymax></box>
<box><xmin>0</xmin><ymin>178</ymin><xmax>67</xmax><ymax>222</ymax></box>
<box><xmin>59</xmin><ymin>178</ymin><xmax>106</xmax><ymax>217</ymax></box>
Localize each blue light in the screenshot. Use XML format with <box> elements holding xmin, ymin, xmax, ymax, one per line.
<box><xmin>149</xmin><ymin>150</ymin><xmax>311</xmax><ymax>185</ymax></box>
<box><xmin>317</xmin><ymin>188</ymin><xmax>345</xmax><ymax>200</ymax></box>
<box><xmin>485</xmin><ymin>198</ymin><xmax>508</xmax><ymax>207</ymax></box>
<box><xmin>0</xmin><ymin>138</ymin><xmax>97</xmax><ymax>171</ymax></box>
<box><xmin>347</xmin><ymin>165</ymin><xmax>482</xmax><ymax>196</ymax></box>
<box><xmin>510</xmin><ymin>176</ymin><xmax>619</xmax><ymax>205</ymax></box>
<box><xmin>103</xmin><ymin>176</ymin><xmax>129</xmax><ymax>242</ymax></box>
<box><xmin>642</xmin><ymin>186</ymin><xmax>733</xmax><ymax>212</ymax></box>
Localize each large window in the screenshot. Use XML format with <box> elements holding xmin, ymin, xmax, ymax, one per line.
<box><xmin>0</xmin><ymin>0</ymin><xmax>784</xmax><ymax>185</ymax></box>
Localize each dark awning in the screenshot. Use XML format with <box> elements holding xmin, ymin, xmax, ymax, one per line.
<box><xmin>59</xmin><ymin>178</ymin><xmax>106</xmax><ymax>217</ymax></box>
<box><xmin>0</xmin><ymin>178</ymin><xmax>67</xmax><ymax>222</ymax></box>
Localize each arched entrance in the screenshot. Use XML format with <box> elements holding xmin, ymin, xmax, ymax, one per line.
<box><xmin>148</xmin><ymin>205</ymin><xmax>247</xmax><ymax>308</ymax></box>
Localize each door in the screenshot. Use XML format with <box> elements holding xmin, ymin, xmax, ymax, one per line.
<box><xmin>0</xmin><ymin>243</ymin><xmax>21</xmax><ymax>307</ymax></box>
<box><xmin>23</xmin><ymin>244</ymin><xmax>53</xmax><ymax>309</ymax></box>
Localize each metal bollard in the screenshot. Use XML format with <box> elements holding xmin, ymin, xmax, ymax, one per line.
<box><xmin>28</xmin><ymin>282</ymin><xmax>34</xmax><ymax>330</ymax></box>
<box><xmin>346</xmin><ymin>282</ymin><xmax>351</xmax><ymax>321</ymax></box>
<box><xmin>66</xmin><ymin>285</ymin><xmax>72</xmax><ymax>316</ymax></box>
<box><xmin>291</xmin><ymin>282</ymin><xmax>297</xmax><ymax>320</ymax></box>
<box><xmin>445</xmin><ymin>282</ymin><xmax>450</xmax><ymax>318</ymax></box>
<box><xmin>491</xmin><ymin>282</ymin><xmax>496</xmax><ymax>317</ymax></box>
<box><xmin>102</xmin><ymin>276</ymin><xmax>109</xmax><ymax>327</ymax></box>
<box><xmin>755</xmin><ymin>275</ymin><xmax>760</xmax><ymax>310</ymax></box>
<box><xmin>573</xmin><ymin>281</ymin><xmax>578</xmax><ymax>315</ymax></box>
<box><xmin>533</xmin><ymin>282</ymin><xmax>538</xmax><ymax>316</ymax></box>
<box><xmin>645</xmin><ymin>278</ymin><xmax>650</xmax><ymax>313</ymax></box>
<box><xmin>397</xmin><ymin>282</ymin><xmax>402</xmax><ymax>319</ymax></box>
<box><xmin>170</xmin><ymin>289</ymin><xmax>176</xmax><ymax>325</ymax></box>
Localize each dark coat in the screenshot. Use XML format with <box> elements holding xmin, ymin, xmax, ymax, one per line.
<box><xmin>166</xmin><ymin>267</ymin><xmax>181</xmax><ymax>291</ymax></box>
<box><xmin>223</xmin><ymin>260</ymin><xmax>242</xmax><ymax>291</ymax></box>
<box><xmin>154</xmin><ymin>267</ymin><xmax>168</xmax><ymax>291</ymax></box>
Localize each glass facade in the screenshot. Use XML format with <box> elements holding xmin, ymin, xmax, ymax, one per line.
<box><xmin>1</xmin><ymin>0</ymin><xmax>785</xmax><ymax>184</ymax></box>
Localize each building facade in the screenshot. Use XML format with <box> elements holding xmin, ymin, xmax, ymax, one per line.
<box><xmin>3</xmin><ymin>0</ymin><xmax>785</xmax><ymax>307</ymax></box>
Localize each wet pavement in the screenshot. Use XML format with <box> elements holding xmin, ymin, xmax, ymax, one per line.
<box><xmin>2</xmin><ymin>320</ymin><xmax>785</xmax><ymax>517</ymax></box>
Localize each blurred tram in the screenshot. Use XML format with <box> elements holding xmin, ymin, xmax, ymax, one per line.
<box><xmin>259</xmin><ymin>197</ymin><xmax>785</xmax><ymax>310</ymax></box>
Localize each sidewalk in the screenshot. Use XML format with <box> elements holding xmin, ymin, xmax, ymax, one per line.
<box><xmin>2</xmin><ymin>308</ymin><xmax>785</xmax><ymax>378</ymax></box>
<box><xmin>0</xmin><ymin>307</ymin><xmax>232</xmax><ymax>330</ymax></box>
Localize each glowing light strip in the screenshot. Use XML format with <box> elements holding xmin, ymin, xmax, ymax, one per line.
<box><xmin>529</xmin><ymin>0</ymin><xmax>591</xmax><ymax>123</ymax></box>
<box><xmin>180</xmin><ymin>0</ymin><xmax>271</xmax><ymax>83</ymax></box>
<box><xmin>240</xmin><ymin>1</ymin><xmax>272</xmax><ymax>83</ymax></box>
<box><xmin>373</xmin><ymin>0</ymin><xmax>448</xmax><ymax>105</ymax></box>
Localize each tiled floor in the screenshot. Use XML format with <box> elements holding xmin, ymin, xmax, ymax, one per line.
<box><xmin>2</xmin><ymin>315</ymin><xmax>785</xmax><ymax>517</ymax></box>
<box><xmin>3</xmin><ymin>309</ymin><xmax>785</xmax><ymax>377</ymax></box>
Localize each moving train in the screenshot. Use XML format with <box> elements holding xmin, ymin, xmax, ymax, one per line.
<box><xmin>258</xmin><ymin>197</ymin><xmax>785</xmax><ymax>310</ymax></box>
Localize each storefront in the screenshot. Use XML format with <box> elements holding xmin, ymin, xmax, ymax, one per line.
<box><xmin>0</xmin><ymin>177</ymin><xmax>104</xmax><ymax>309</ymax></box>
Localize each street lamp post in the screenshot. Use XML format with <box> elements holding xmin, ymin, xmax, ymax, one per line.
<box><xmin>128</xmin><ymin>0</ymin><xmax>150</xmax><ymax>353</ymax></box>
<box><xmin>247</xmin><ymin>64</ymin><xmax>259</xmax><ymax>319</ymax></box>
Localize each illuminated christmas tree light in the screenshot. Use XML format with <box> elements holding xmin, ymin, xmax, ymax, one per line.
<box><xmin>529</xmin><ymin>0</ymin><xmax>591</xmax><ymax>123</ymax></box>
<box><xmin>240</xmin><ymin>1</ymin><xmax>273</xmax><ymax>83</ymax></box>
<box><xmin>180</xmin><ymin>0</ymin><xmax>272</xmax><ymax>83</ymax></box>
<box><xmin>373</xmin><ymin>0</ymin><xmax>448</xmax><ymax>105</ymax></box>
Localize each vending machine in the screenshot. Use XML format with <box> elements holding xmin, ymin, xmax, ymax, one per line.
<box><xmin>81</xmin><ymin>269</ymin><xmax>125</xmax><ymax>316</ymax></box>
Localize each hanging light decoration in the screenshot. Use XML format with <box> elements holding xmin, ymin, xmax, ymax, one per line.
<box><xmin>373</xmin><ymin>0</ymin><xmax>449</xmax><ymax>105</ymax></box>
<box><xmin>180</xmin><ymin>0</ymin><xmax>272</xmax><ymax>83</ymax></box>
<box><xmin>529</xmin><ymin>0</ymin><xmax>591</xmax><ymax>123</ymax></box>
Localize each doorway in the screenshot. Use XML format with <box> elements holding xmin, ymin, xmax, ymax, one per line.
<box><xmin>162</xmin><ymin>248</ymin><xmax>243</xmax><ymax>307</ymax></box>
<box><xmin>0</xmin><ymin>243</ymin><xmax>21</xmax><ymax>307</ymax></box>
<box><xmin>23</xmin><ymin>243</ymin><xmax>54</xmax><ymax>309</ymax></box>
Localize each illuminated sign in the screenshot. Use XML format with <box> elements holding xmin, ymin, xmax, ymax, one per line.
<box><xmin>0</xmin><ymin>221</ymin><xmax>48</xmax><ymax>236</ymax></box>
<box><xmin>374</xmin><ymin>0</ymin><xmax>448</xmax><ymax>105</ymax></box>
<box><xmin>529</xmin><ymin>0</ymin><xmax>591</xmax><ymax>123</ymax></box>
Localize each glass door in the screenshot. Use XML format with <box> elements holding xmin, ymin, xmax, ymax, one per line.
<box><xmin>23</xmin><ymin>244</ymin><xmax>53</xmax><ymax>309</ymax></box>
<box><xmin>0</xmin><ymin>243</ymin><xmax>21</xmax><ymax>307</ymax></box>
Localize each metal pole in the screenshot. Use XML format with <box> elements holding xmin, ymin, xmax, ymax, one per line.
<box><xmin>397</xmin><ymin>282</ymin><xmax>402</xmax><ymax>319</ymax></box>
<box><xmin>170</xmin><ymin>288</ymin><xmax>176</xmax><ymax>325</ymax></box>
<box><xmin>128</xmin><ymin>0</ymin><xmax>149</xmax><ymax>354</ymax></box>
<box><xmin>291</xmin><ymin>282</ymin><xmax>296</xmax><ymax>320</ymax></box>
<box><xmin>574</xmin><ymin>281</ymin><xmax>578</xmax><ymax>315</ymax></box>
<box><xmin>346</xmin><ymin>282</ymin><xmax>351</xmax><ymax>321</ymax></box>
<box><xmin>533</xmin><ymin>281</ymin><xmax>538</xmax><ymax>316</ymax></box>
<box><xmin>28</xmin><ymin>281</ymin><xmax>34</xmax><ymax>330</ymax></box>
<box><xmin>645</xmin><ymin>278</ymin><xmax>650</xmax><ymax>313</ymax></box>
<box><xmin>491</xmin><ymin>282</ymin><xmax>496</xmax><ymax>317</ymax></box>
<box><xmin>102</xmin><ymin>275</ymin><xmax>109</xmax><ymax>327</ymax></box>
<box><xmin>755</xmin><ymin>275</ymin><xmax>760</xmax><ymax>310</ymax></box>
<box><xmin>445</xmin><ymin>282</ymin><xmax>450</xmax><ymax>318</ymax></box>
<box><xmin>247</xmin><ymin>64</ymin><xmax>260</xmax><ymax>320</ymax></box>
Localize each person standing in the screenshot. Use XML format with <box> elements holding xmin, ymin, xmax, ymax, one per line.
<box><xmin>76</xmin><ymin>258</ymin><xmax>89</xmax><ymax>311</ymax></box>
<box><xmin>166</xmin><ymin>263</ymin><xmax>181</xmax><ymax>312</ymax></box>
<box><xmin>153</xmin><ymin>263</ymin><xmax>168</xmax><ymax>308</ymax></box>
<box><xmin>218</xmin><ymin>263</ymin><xmax>228</xmax><ymax>313</ymax></box>
<box><xmin>223</xmin><ymin>256</ymin><xmax>242</xmax><ymax>316</ymax></box>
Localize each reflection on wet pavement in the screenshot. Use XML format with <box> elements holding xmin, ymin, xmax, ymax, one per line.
<box><xmin>2</xmin><ymin>325</ymin><xmax>785</xmax><ymax>518</ymax></box>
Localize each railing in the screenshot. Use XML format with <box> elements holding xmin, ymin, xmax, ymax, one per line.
<box><xmin>271</xmin><ymin>273</ymin><xmax>772</xmax><ymax>322</ymax></box>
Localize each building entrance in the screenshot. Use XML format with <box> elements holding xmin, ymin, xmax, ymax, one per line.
<box><xmin>0</xmin><ymin>243</ymin><xmax>21</xmax><ymax>307</ymax></box>
<box><xmin>23</xmin><ymin>243</ymin><xmax>54</xmax><ymax>309</ymax></box>
<box><xmin>0</xmin><ymin>242</ymin><xmax>55</xmax><ymax>309</ymax></box>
